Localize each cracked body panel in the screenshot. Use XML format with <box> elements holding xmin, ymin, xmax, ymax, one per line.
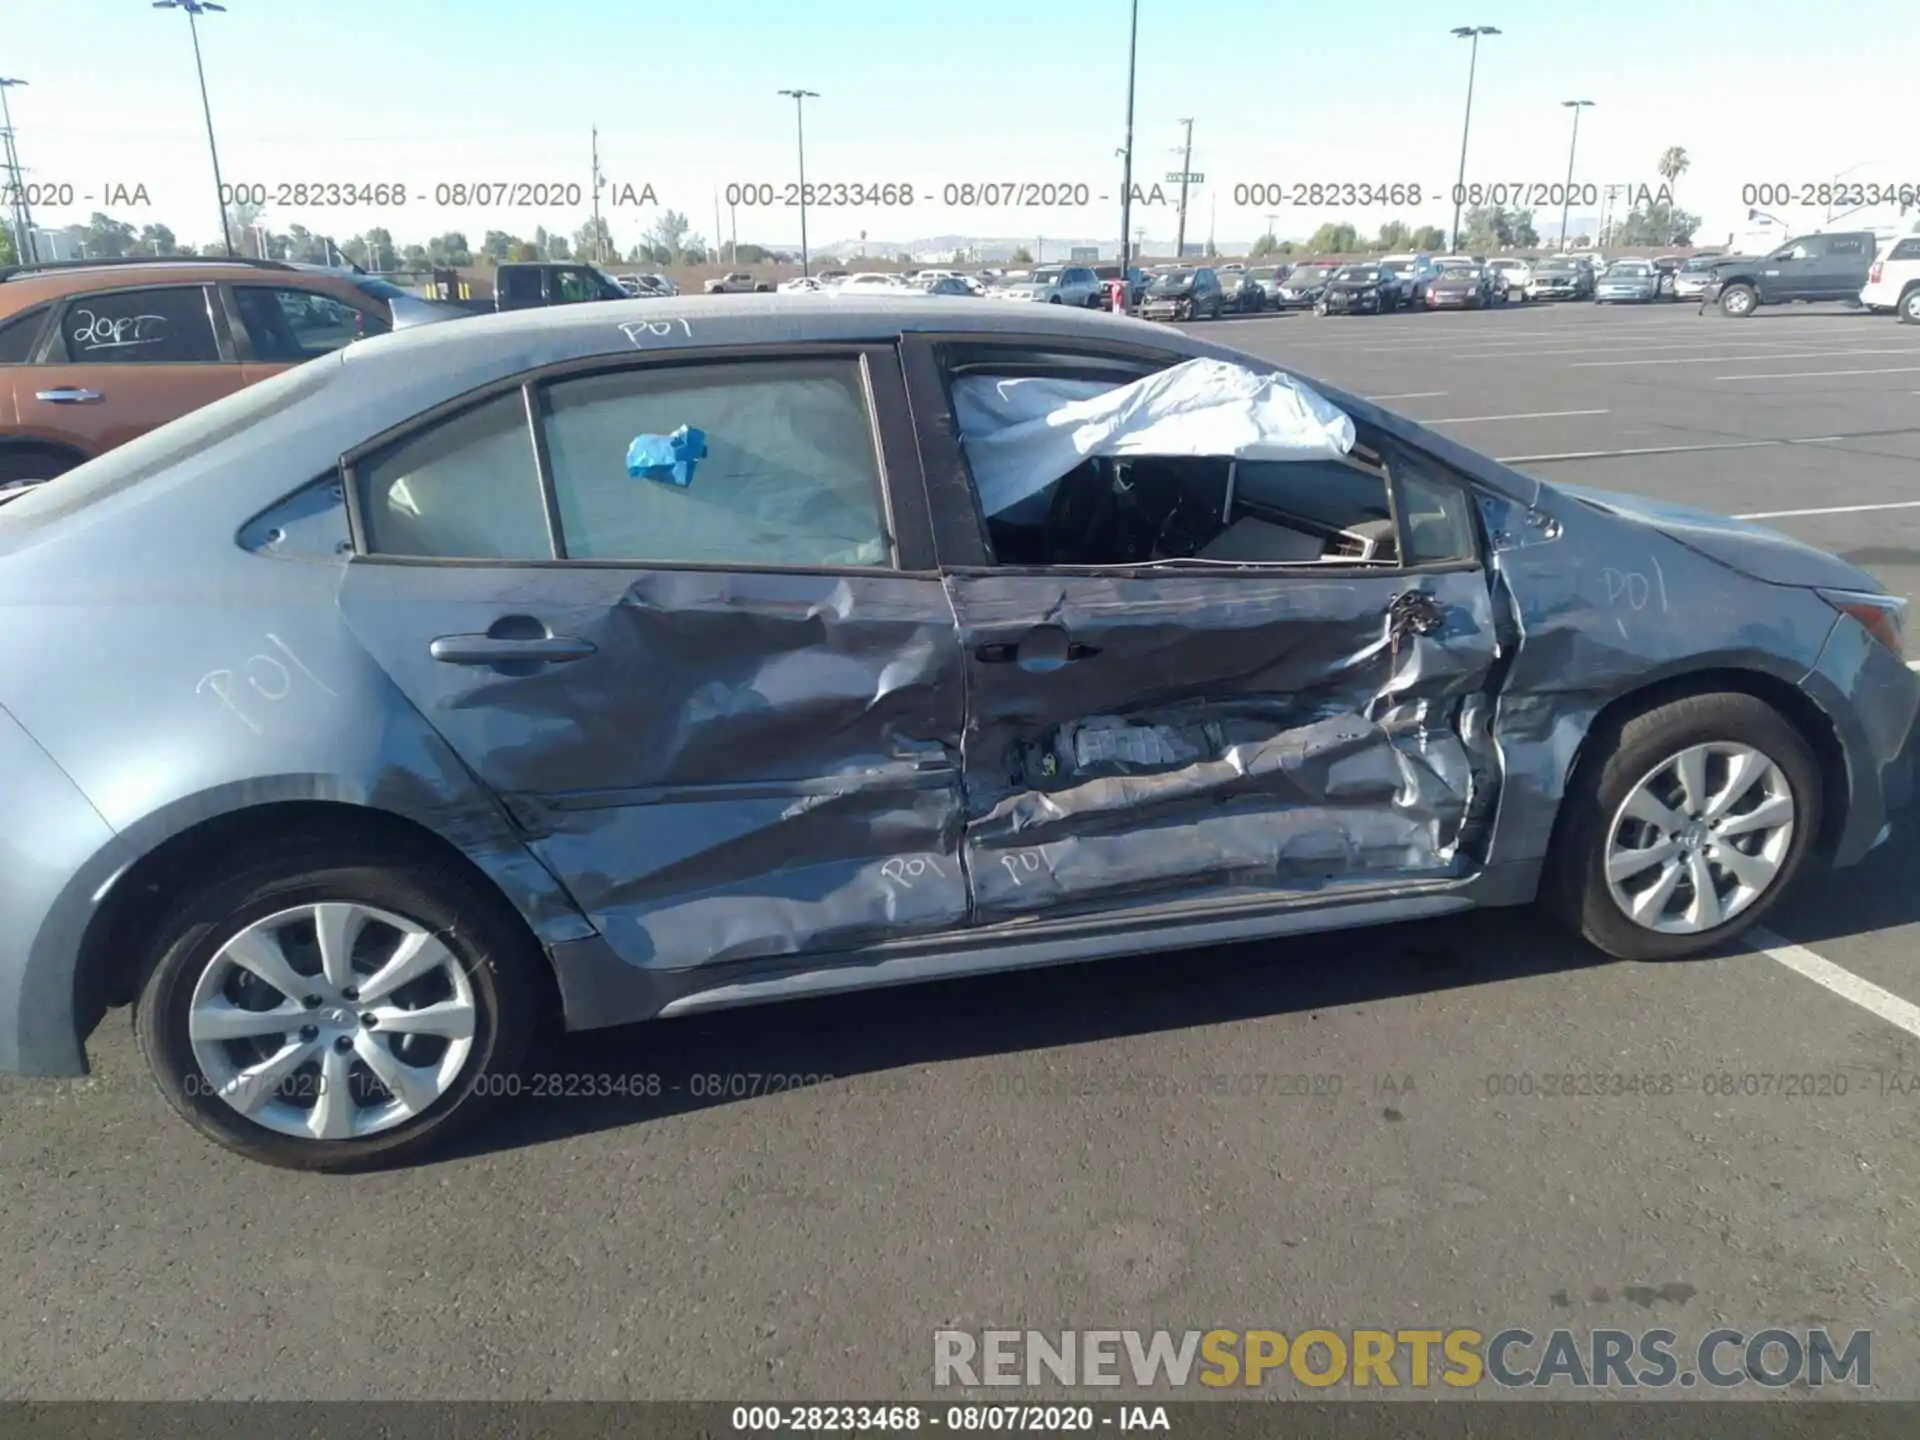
<box><xmin>339</xmin><ymin>563</ymin><xmax>972</xmax><ymax>971</ymax></box>
<box><xmin>947</xmin><ymin>568</ymin><xmax>1499</xmax><ymax>919</ymax></box>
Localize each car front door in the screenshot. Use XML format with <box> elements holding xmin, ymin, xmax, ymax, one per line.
<box><xmin>899</xmin><ymin>334</ymin><xmax>1503</xmax><ymax>926</ymax></box>
<box><xmin>1763</xmin><ymin>237</ymin><xmax>1820</xmax><ymax>301</ymax></box>
<box><xmin>11</xmin><ymin>283</ymin><xmax>244</xmax><ymax>459</ymax></box>
<box><xmin>337</xmin><ymin>343</ymin><xmax>972</xmax><ymax>974</ymax></box>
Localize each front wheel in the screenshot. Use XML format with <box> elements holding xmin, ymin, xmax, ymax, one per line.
<box><xmin>135</xmin><ymin>840</ymin><xmax>544</xmax><ymax>1171</ymax></box>
<box><xmin>1718</xmin><ymin>284</ymin><xmax>1758</xmax><ymax>317</ymax></box>
<box><xmin>1543</xmin><ymin>691</ymin><xmax>1821</xmax><ymax>961</ymax></box>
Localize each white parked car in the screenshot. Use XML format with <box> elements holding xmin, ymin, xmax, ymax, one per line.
<box><xmin>777</xmin><ymin>276</ymin><xmax>825</xmax><ymax>293</ymax></box>
<box><xmin>703</xmin><ymin>272</ymin><xmax>762</xmax><ymax>295</ymax></box>
<box><xmin>1487</xmin><ymin>257</ymin><xmax>1533</xmax><ymax>298</ymax></box>
<box><xmin>834</xmin><ymin>272</ymin><xmax>916</xmax><ymax>295</ymax></box>
<box><xmin>1860</xmin><ymin>234</ymin><xmax>1920</xmax><ymax>323</ymax></box>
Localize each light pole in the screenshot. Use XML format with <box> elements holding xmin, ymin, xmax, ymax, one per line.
<box><xmin>1448</xmin><ymin>25</ymin><xmax>1499</xmax><ymax>252</ymax></box>
<box><xmin>154</xmin><ymin>0</ymin><xmax>235</xmax><ymax>257</ymax></box>
<box><xmin>779</xmin><ymin>88</ymin><xmax>819</xmax><ymax>277</ymax></box>
<box><xmin>1825</xmin><ymin>160</ymin><xmax>1880</xmax><ymax>226</ymax></box>
<box><xmin>1557</xmin><ymin>100</ymin><xmax>1595</xmax><ymax>249</ymax></box>
<box><xmin>0</xmin><ymin>78</ymin><xmax>35</xmax><ymax>264</ymax></box>
<box><xmin>1118</xmin><ymin>0</ymin><xmax>1139</xmax><ymax>263</ymax></box>
<box><xmin>1172</xmin><ymin>119</ymin><xmax>1195</xmax><ymax>258</ymax></box>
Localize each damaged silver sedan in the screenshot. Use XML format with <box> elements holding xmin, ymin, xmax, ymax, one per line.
<box><xmin>0</xmin><ymin>296</ymin><xmax>1911</xmax><ymax>1169</ymax></box>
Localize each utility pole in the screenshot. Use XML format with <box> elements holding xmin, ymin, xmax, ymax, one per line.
<box><xmin>590</xmin><ymin>125</ymin><xmax>605</xmax><ymax>263</ymax></box>
<box><xmin>1118</xmin><ymin>0</ymin><xmax>1139</xmax><ymax>263</ymax></box>
<box><xmin>1206</xmin><ymin>192</ymin><xmax>1215</xmax><ymax>257</ymax></box>
<box><xmin>1174</xmin><ymin>118</ymin><xmax>1194</xmax><ymax>258</ymax></box>
<box><xmin>713</xmin><ymin>190</ymin><xmax>723</xmax><ymax>264</ymax></box>
<box><xmin>1557</xmin><ymin>100</ymin><xmax>1595</xmax><ymax>249</ymax></box>
<box><xmin>0</xmin><ymin>78</ymin><xmax>36</xmax><ymax>264</ymax></box>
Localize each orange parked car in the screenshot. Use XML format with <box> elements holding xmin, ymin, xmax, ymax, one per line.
<box><xmin>0</xmin><ymin>257</ymin><xmax>463</xmax><ymax>487</ymax></box>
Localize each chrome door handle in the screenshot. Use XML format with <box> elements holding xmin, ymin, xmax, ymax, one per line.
<box><xmin>429</xmin><ymin>635</ymin><xmax>597</xmax><ymax>666</ymax></box>
<box><xmin>35</xmin><ymin>388</ymin><xmax>104</xmax><ymax>404</ymax></box>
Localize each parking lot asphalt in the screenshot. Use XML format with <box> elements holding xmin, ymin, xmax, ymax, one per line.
<box><xmin>5</xmin><ymin>298</ymin><xmax>1919</xmax><ymax>1403</ymax></box>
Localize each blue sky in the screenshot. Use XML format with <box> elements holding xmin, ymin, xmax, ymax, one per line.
<box><xmin>2</xmin><ymin>0</ymin><xmax>1912</xmax><ymax>256</ymax></box>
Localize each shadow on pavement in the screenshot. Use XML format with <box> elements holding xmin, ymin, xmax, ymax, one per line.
<box><xmin>439</xmin><ymin>905</ymin><xmax>1616</xmax><ymax>1164</ymax></box>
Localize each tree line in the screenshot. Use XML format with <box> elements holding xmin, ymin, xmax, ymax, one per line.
<box><xmin>2</xmin><ymin>149</ymin><xmax>1706</xmax><ymax>270</ymax></box>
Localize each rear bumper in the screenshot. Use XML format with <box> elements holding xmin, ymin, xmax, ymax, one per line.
<box><xmin>0</xmin><ymin>704</ymin><xmax>133</xmax><ymax>1076</ymax></box>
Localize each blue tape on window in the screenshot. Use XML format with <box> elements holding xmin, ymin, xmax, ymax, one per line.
<box><xmin>626</xmin><ymin>425</ymin><xmax>709</xmax><ymax>488</ymax></box>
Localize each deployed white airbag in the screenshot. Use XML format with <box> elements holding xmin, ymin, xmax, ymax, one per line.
<box><xmin>953</xmin><ymin>357</ymin><xmax>1356</xmax><ymax>516</ymax></box>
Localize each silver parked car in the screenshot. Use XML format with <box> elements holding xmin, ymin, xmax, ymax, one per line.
<box><xmin>0</xmin><ymin>295</ymin><xmax>1910</xmax><ymax>1169</ymax></box>
<box><xmin>1594</xmin><ymin>259</ymin><xmax>1662</xmax><ymax>303</ymax></box>
<box><xmin>993</xmin><ymin>264</ymin><xmax>1104</xmax><ymax>307</ymax></box>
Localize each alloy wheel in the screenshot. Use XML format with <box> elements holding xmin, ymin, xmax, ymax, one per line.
<box><xmin>186</xmin><ymin>902</ymin><xmax>477</xmax><ymax>1141</ymax></box>
<box><xmin>1603</xmin><ymin>743</ymin><xmax>1795</xmax><ymax>935</ymax></box>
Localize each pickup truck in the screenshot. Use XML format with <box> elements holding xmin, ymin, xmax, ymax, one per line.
<box><xmin>1701</xmin><ymin>230</ymin><xmax>1878</xmax><ymax>317</ymax></box>
<box><xmin>427</xmin><ymin>262</ymin><xmax>630</xmax><ymax>314</ymax></box>
<box><xmin>705</xmin><ymin>272</ymin><xmax>774</xmax><ymax>294</ymax></box>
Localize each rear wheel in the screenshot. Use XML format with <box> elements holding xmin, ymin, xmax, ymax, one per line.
<box><xmin>1543</xmin><ymin>691</ymin><xmax>1821</xmax><ymax>961</ymax></box>
<box><xmin>0</xmin><ymin>447</ymin><xmax>82</xmax><ymax>487</ymax></box>
<box><xmin>135</xmin><ymin>840</ymin><xmax>544</xmax><ymax>1171</ymax></box>
<box><xmin>1900</xmin><ymin>288</ymin><xmax>1920</xmax><ymax>324</ymax></box>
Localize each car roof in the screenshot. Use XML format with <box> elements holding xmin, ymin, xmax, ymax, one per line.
<box><xmin>0</xmin><ymin>258</ymin><xmax>384</xmax><ymax>314</ymax></box>
<box><xmin>338</xmin><ymin>293</ymin><xmax>1191</xmax><ymax>371</ymax></box>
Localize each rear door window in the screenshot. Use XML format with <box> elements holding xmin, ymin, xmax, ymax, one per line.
<box><xmin>0</xmin><ymin>303</ymin><xmax>52</xmax><ymax>363</ymax></box>
<box><xmin>234</xmin><ymin>285</ymin><xmax>387</xmax><ymax>361</ymax></box>
<box><xmin>52</xmin><ymin>286</ymin><xmax>222</xmax><ymax>364</ymax></box>
<box><xmin>551</xmin><ymin>268</ymin><xmax>604</xmax><ymax>303</ymax></box>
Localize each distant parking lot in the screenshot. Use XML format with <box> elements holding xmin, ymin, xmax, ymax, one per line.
<box><xmin>5</xmin><ymin>297</ymin><xmax>1919</xmax><ymax>1402</ymax></box>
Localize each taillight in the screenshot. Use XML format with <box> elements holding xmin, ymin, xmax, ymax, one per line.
<box><xmin>1818</xmin><ymin>588</ymin><xmax>1907</xmax><ymax>655</ymax></box>
<box><xmin>1870</xmin><ymin>262</ymin><xmax>1884</xmax><ymax>284</ymax></box>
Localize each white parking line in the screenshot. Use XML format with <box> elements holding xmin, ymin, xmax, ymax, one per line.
<box><xmin>1574</xmin><ymin>348</ymin><xmax>1920</xmax><ymax>369</ymax></box>
<box><xmin>1428</xmin><ymin>409</ymin><xmax>1609</xmax><ymax>425</ymax></box>
<box><xmin>1735</xmin><ymin>500</ymin><xmax>1920</xmax><ymax>520</ymax></box>
<box><xmin>1364</xmin><ymin>391</ymin><xmax>1448</xmax><ymax>400</ymax></box>
<box><xmin>1749</xmin><ymin>929</ymin><xmax>1920</xmax><ymax>1041</ymax></box>
<box><xmin>1499</xmin><ymin>438</ymin><xmax>1800</xmax><ymax>463</ymax></box>
<box><xmin>1715</xmin><ymin>365</ymin><xmax>1920</xmax><ymax>381</ymax></box>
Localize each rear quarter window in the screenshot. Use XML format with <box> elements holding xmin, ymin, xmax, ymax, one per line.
<box><xmin>0</xmin><ymin>304</ymin><xmax>53</xmax><ymax>363</ymax></box>
<box><xmin>1890</xmin><ymin>239</ymin><xmax>1920</xmax><ymax>262</ymax></box>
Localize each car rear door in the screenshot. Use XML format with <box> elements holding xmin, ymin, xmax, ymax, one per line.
<box><xmin>1820</xmin><ymin>234</ymin><xmax>1873</xmax><ymax>299</ymax></box>
<box><xmin>899</xmin><ymin>333</ymin><xmax>1503</xmax><ymax>926</ymax></box>
<box><xmin>224</xmin><ymin>281</ymin><xmax>392</xmax><ymax>387</ymax></box>
<box><xmin>337</xmin><ymin>341</ymin><xmax>973</xmax><ymax>975</ymax></box>
<box><xmin>11</xmin><ymin>283</ymin><xmax>244</xmax><ymax>458</ymax></box>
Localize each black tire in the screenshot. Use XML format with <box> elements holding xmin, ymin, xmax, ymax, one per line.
<box><xmin>1899</xmin><ymin>288</ymin><xmax>1920</xmax><ymax>325</ymax></box>
<box><xmin>1048</xmin><ymin>295</ymin><xmax>1063</xmax><ymax>304</ymax></box>
<box><xmin>1542</xmin><ymin>691</ymin><xmax>1823</xmax><ymax>962</ymax></box>
<box><xmin>1717</xmin><ymin>283</ymin><xmax>1758</xmax><ymax>318</ymax></box>
<box><xmin>134</xmin><ymin>838</ymin><xmax>544</xmax><ymax>1172</ymax></box>
<box><xmin>0</xmin><ymin>448</ymin><xmax>81</xmax><ymax>486</ymax></box>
